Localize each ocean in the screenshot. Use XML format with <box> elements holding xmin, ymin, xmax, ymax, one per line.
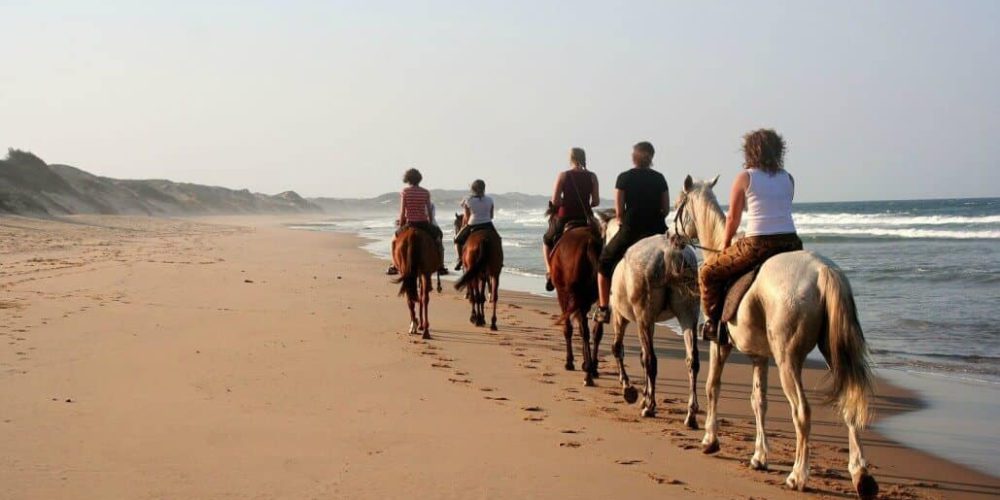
<box><xmin>293</xmin><ymin>196</ymin><xmax>1000</xmax><ymax>475</ymax></box>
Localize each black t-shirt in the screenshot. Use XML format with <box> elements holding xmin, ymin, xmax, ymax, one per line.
<box><xmin>615</xmin><ymin>167</ymin><xmax>669</xmax><ymax>234</ymax></box>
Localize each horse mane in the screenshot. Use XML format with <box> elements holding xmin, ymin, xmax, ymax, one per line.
<box><xmin>691</xmin><ymin>185</ymin><xmax>728</xmax><ymax>250</ymax></box>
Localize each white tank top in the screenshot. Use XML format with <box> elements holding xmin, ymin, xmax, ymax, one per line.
<box><xmin>745</xmin><ymin>169</ymin><xmax>796</xmax><ymax>236</ymax></box>
<box><xmin>464</xmin><ymin>195</ymin><xmax>494</xmax><ymax>225</ymax></box>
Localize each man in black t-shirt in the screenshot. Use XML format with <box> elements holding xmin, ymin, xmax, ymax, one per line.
<box><xmin>594</xmin><ymin>141</ymin><xmax>670</xmax><ymax>323</ymax></box>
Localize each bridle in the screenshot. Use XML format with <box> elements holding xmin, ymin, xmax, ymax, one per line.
<box><xmin>672</xmin><ymin>195</ymin><xmax>722</xmax><ymax>254</ymax></box>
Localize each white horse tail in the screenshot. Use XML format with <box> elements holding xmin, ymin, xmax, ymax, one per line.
<box><xmin>819</xmin><ymin>265</ymin><xmax>875</xmax><ymax>428</ymax></box>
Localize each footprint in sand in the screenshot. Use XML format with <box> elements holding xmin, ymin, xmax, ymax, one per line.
<box><xmin>647</xmin><ymin>473</ymin><xmax>684</xmax><ymax>485</ymax></box>
<box><xmin>448</xmin><ymin>378</ymin><xmax>472</xmax><ymax>384</ymax></box>
<box><xmin>560</xmin><ymin>441</ymin><xmax>582</xmax><ymax>448</ymax></box>
<box><xmin>615</xmin><ymin>459</ymin><xmax>643</xmax><ymax>465</ymax></box>
<box><xmin>479</xmin><ymin>387</ymin><xmax>495</xmax><ymax>392</ymax></box>
<box><xmin>484</xmin><ymin>396</ymin><xmax>509</xmax><ymax>401</ymax></box>
<box><xmin>431</xmin><ymin>363</ymin><xmax>451</xmax><ymax>369</ymax></box>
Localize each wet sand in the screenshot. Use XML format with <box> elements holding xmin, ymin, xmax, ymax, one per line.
<box><xmin>1</xmin><ymin>215</ymin><xmax>997</xmax><ymax>499</ymax></box>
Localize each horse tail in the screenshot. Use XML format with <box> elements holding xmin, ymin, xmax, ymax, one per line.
<box><xmin>454</xmin><ymin>234</ymin><xmax>488</xmax><ymax>292</ymax></box>
<box><xmin>393</xmin><ymin>233</ymin><xmax>420</xmax><ymax>300</ymax></box>
<box><xmin>819</xmin><ymin>265</ymin><xmax>875</xmax><ymax>428</ymax></box>
<box><xmin>553</xmin><ymin>232</ymin><xmax>600</xmax><ymax>326</ymax></box>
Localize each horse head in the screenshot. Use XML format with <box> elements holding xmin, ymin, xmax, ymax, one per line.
<box><xmin>453</xmin><ymin>212</ymin><xmax>464</xmax><ymax>235</ymax></box>
<box><xmin>594</xmin><ymin>208</ymin><xmax>617</xmax><ymax>242</ymax></box>
<box><xmin>676</xmin><ymin>174</ymin><xmax>720</xmax><ymax>241</ymax></box>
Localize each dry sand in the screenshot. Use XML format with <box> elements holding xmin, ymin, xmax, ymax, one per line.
<box><xmin>1</xmin><ymin>215</ymin><xmax>997</xmax><ymax>499</ymax></box>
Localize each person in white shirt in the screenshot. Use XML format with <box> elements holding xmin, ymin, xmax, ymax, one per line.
<box><xmin>698</xmin><ymin>129</ymin><xmax>803</xmax><ymax>341</ymax></box>
<box><xmin>454</xmin><ymin>179</ymin><xmax>499</xmax><ymax>270</ymax></box>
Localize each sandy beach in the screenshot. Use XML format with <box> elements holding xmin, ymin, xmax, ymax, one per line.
<box><xmin>1</xmin><ymin>215</ymin><xmax>997</xmax><ymax>499</ymax></box>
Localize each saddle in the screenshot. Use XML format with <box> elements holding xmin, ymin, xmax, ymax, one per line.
<box><xmin>721</xmin><ymin>266</ymin><xmax>761</xmax><ymax>324</ymax></box>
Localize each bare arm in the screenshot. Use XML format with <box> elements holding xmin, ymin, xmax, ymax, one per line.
<box><xmin>724</xmin><ymin>172</ymin><xmax>750</xmax><ymax>248</ymax></box>
<box><xmin>551</xmin><ymin>172</ymin><xmax>565</xmax><ymax>207</ymax></box>
<box><xmin>463</xmin><ymin>205</ymin><xmax>471</xmax><ymax>226</ymax></box>
<box><xmin>614</xmin><ymin>188</ymin><xmax>625</xmax><ymax>221</ymax></box>
<box><xmin>426</xmin><ymin>193</ymin><xmax>434</xmax><ymax>223</ymax></box>
<box><xmin>590</xmin><ymin>173</ymin><xmax>600</xmax><ymax>207</ymax></box>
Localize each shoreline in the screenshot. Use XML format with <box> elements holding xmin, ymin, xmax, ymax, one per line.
<box><xmin>2</xmin><ymin>214</ymin><xmax>997</xmax><ymax>499</ymax></box>
<box><xmin>295</xmin><ymin>216</ymin><xmax>1000</xmax><ymax>479</ymax></box>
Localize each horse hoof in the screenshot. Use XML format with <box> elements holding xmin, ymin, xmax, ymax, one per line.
<box><xmin>749</xmin><ymin>458</ymin><xmax>768</xmax><ymax>471</ymax></box>
<box><xmin>422</xmin><ymin>331</ymin><xmax>431</xmax><ymax>340</ymax></box>
<box><xmin>853</xmin><ymin>472</ymin><xmax>879</xmax><ymax>500</ymax></box>
<box><xmin>584</xmin><ymin>377</ymin><xmax>595</xmax><ymax>387</ymax></box>
<box><xmin>623</xmin><ymin>386</ymin><xmax>639</xmax><ymax>404</ymax></box>
<box><xmin>684</xmin><ymin>414</ymin><xmax>699</xmax><ymax>430</ymax></box>
<box><xmin>785</xmin><ymin>473</ymin><xmax>806</xmax><ymax>492</ymax></box>
<box><xmin>565</xmin><ymin>362</ymin><xmax>575</xmax><ymax>371</ymax></box>
<box><xmin>590</xmin><ymin>369</ymin><xmax>600</xmax><ymax>379</ymax></box>
<box><xmin>489</xmin><ymin>324</ymin><xmax>498</xmax><ymax>331</ymax></box>
<box><xmin>640</xmin><ymin>407</ymin><xmax>656</xmax><ymax>418</ymax></box>
<box><xmin>702</xmin><ymin>440</ymin><xmax>720</xmax><ymax>454</ymax></box>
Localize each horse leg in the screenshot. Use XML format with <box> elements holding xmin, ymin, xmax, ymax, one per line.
<box><xmin>407</xmin><ymin>294</ymin><xmax>418</xmax><ymax>335</ymax></box>
<box><xmin>847</xmin><ymin>418</ymin><xmax>878</xmax><ymax>499</ymax></box>
<box><xmin>421</xmin><ymin>274</ymin><xmax>432</xmax><ymax>340</ymax></box>
<box><xmin>579</xmin><ymin>312</ymin><xmax>595</xmax><ymax>387</ymax></box>
<box><xmin>749</xmin><ymin>357</ymin><xmax>770</xmax><ymax>471</ymax></box>
<box><xmin>776</xmin><ymin>358</ymin><xmax>811</xmax><ymax>491</ymax></box>
<box><xmin>638</xmin><ymin>319</ymin><xmax>657</xmax><ymax>418</ymax></box>
<box><xmin>612</xmin><ymin>314</ymin><xmax>638</xmax><ymax>404</ymax></box>
<box><xmin>468</xmin><ymin>277</ymin><xmax>478</xmax><ymax>325</ymax></box>
<box><xmin>563</xmin><ymin>318</ymin><xmax>575</xmax><ymax>371</ymax></box>
<box><xmin>436</xmin><ymin>271</ymin><xmax>442</xmax><ymax>293</ymax></box>
<box><xmin>702</xmin><ymin>341</ymin><xmax>732</xmax><ymax>453</ymax></box>
<box><xmin>489</xmin><ymin>273</ymin><xmax>499</xmax><ymax>331</ymax></box>
<box><xmin>675</xmin><ymin>301</ymin><xmax>701</xmax><ymax>429</ymax></box>
<box><xmin>590</xmin><ymin>319</ymin><xmax>603</xmax><ymax>379</ymax></box>
<box><xmin>479</xmin><ymin>278</ymin><xmax>489</xmax><ymax>326</ymax></box>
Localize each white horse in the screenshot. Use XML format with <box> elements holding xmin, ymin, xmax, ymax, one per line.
<box><xmin>675</xmin><ymin>175</ymin><xmax>878</xmax><ymax>498</ymax></box>
<box><xmin>598</xmin><ymin>211</ymin><xmax>702</xmax><ymax>427</ymax></box>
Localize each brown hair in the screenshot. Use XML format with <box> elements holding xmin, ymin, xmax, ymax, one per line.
<box><xmin>570</xmin><ymin>147</ymin><xmax>587</xmax><ymax>169</ymax></box>
<box><xmin>633</xmin><ymin>141</ymin><xmax>655</xmax><ymax>157</ymax></box>
<box><xmin>402</xmin><ymin>168</ymin><xmax>422</xmax><ymax>186</ymax></box>
<box><xmin>471</xmin><ymin>179</ymin><xmax>486</xmax><ymax>197</ymax></box>
<box><xmin>743</xmin><ymin>129</ymin><xmax>785</xmax><ymax>174</ymax></box>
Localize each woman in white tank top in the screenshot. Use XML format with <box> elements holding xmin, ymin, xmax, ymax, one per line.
<box><xmin>453</xmin><ymin>179</ymin><xmax>500</xmax><ymax>270</ymax></box>
<box><xmin>698</xmin><ymin>129</ymin><xmax>804</xmax><ymax>342</ymax></box>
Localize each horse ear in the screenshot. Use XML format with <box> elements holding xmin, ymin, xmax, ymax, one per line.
<box><xmin>709</xmin><ymin>174</ymin><xmax>720</xmax><ymax>188</ymax></box>
<box><xmin>683</xmin><ymin>175</ymin><xmax>694</xmax><ymax>193</ymax></box>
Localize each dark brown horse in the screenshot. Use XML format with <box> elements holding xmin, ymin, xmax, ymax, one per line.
<box><xmin>547</xmin><ymin>207</ymin><xmax>604</xmax><ymax>386</ymax></box>
<box><xmin>393</xmin><ymin>226</ymin><xmax>443</xmax><ymax>339</ymax></box>
<box><xmin>453</xmin><ymin>215</ymin><xmax>504</xmax><ymax>330</ymax></box>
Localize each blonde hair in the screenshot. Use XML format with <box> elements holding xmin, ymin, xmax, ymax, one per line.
<box><xmin>570</xmin><ymin>147</ymin><xmax>587</xmax><ymax>169</ymax></box>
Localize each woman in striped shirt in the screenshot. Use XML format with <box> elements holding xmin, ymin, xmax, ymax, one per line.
<box><xmin>387</xmin><ymin>168</ymin><xmax>446</xmax><ymax>275</ymax></box>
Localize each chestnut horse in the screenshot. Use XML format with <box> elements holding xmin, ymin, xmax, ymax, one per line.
<box><xmin>453</xmin><ymin>215</ymin><xmax>504</xmax><ymax>330</ymax></box>
<box><xmin>392</xmin><ymin>226</ymin><xmax>443</xmax><ymax>339</ymax></box>
<box><xmin>547</xmin><ymin>208</ymin><xmax>604</xmax><ymax>386</ymax></box>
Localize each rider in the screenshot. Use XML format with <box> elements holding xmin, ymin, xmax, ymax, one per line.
<box><xmin>454</xmin><ymin>179</ymin><xmax>499</xmax><ymax>271</ymax></box>
<box><xmin>594</xmin><ymin>141</ymin><xmax>669</xmax><ymax>323</ymax></box>
<box><xmin>698</xmin><ymin>129</ymin><xmax>803</xmax><ymax>341</ymax></box>
<box><xmin>543</xmin><ymin>147</ymin><xmax>600</xmax><ymax>292</ymax></box>
<box><xmin>386</xmin><ymin>168</ymin><xmax>446</xmax><ymax>275</ymax></box>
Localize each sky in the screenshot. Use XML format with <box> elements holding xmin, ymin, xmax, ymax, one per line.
<box><xmin>1</xmin><ymin>0</ymin><xmax>998</xmax><ymax>202</ymax></box>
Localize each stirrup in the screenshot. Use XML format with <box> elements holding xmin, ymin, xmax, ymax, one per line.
<box><xmin>593</xmin><ymin>306</ymin><xmax>611</xmax><ymax>324</ymax></box>
<box><xmin>700</xmin><ymin>321</ymin><xmax>718</xmax><ymax>342</ymax></box>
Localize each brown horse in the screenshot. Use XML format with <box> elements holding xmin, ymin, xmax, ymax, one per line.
<box><xmin>392</xmin><ymin>226</ymin><xmax>443</xmax><ymax>339</ymax></box>
<box><xmin>547</xmin><ymin>207</ymin><xmax>604</xmax><ymax>386</ymax></box>
<box><xmin>453</xmin><ymin>216</ymin><xmax>504</xmax><ymax>330</ymax></box>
